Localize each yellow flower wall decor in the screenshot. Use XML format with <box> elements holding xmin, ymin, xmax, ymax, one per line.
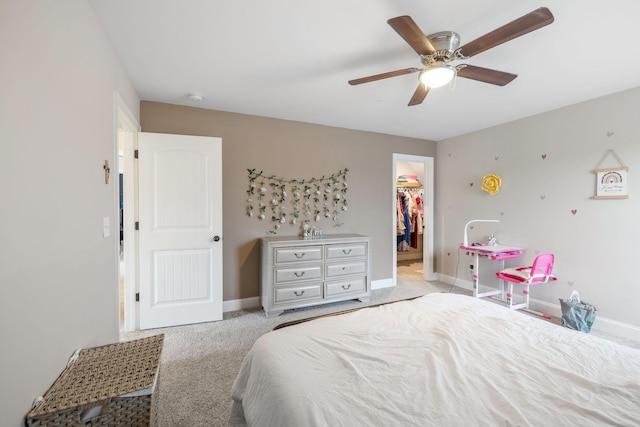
<box><xmin>481</xmin><ymin>174</ymin><xmax>502</xmax><ymax>195</ymax></box>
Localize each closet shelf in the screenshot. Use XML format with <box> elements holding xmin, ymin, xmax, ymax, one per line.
<box><xmin>396</xmin><ymin>181</ymin><xmax>422</xmax><ymax>188</ymax></box>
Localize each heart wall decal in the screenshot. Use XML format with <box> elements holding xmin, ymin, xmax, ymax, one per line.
<box><xmin>571</xmin><ymin>209</ymin><xmax>577</xmax><ymax>215</ymax></box>
<box><xmin>541</xmin><ymin>154</ymin><xmax>547</xmax><ymax>159</ymax></box>
<box><xmin>607</xmin><ymin>131</ymin><xmax>614</xmax><ymax>137</ymax></box>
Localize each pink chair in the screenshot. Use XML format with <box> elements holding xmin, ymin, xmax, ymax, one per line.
<box><xmin>495</xmin><ymin>253</ymin><xmax>556</xmax><ymax>318</ymax></box>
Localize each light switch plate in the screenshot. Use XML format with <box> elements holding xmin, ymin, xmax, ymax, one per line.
<box><xmin>103</xmin><ymin>217</ymin><xmax>110</xmax><ymax>238</ymax></box>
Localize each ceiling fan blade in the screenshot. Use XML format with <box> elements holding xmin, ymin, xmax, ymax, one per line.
<box><xmin>348</xmin><ymin>67</ymin><xmax>420</xmax><ymax>85</ymax></box>
<box><xmin>457</xmin><ymin>7</ymin><xmax>554</xmax><ymax>58</ymax></box>
<box><xmin>408</xmin><ymin>84</ymin><xmax>429</xmax><ymax>106</ymax></box>
<box><xmin>387</xmin><ymin>16</ymin><xmax>436</xmax><ymax>56</ymax></box>
<box><xmin>457</xmin><ymin>65</ymin><xmax>517</xmax><ymax>86</ymax></box>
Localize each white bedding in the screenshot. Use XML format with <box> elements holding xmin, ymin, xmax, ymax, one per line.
<box><xmin>230</xmin><ymin>293</ymin><xmax>640</xmax><ymax>426</ymax></box>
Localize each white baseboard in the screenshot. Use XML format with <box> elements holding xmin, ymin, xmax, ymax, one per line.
<box><xmin>223</xmin><ymin>296</ymin><xmax>260</xmax><ymax>312</ymax></box>
<box><xmin>372</xmin><ymin>278</ymin><xmax>394</xmax><ymax>290</ymax></box>
<box><xmin>591</xmin><ymin>317</ymin><xmax>640</xmax><ymax>341</ymax></box>
<box><xmin>437</xmin><ymin>273</ymin><xmax>640</xmax><ymax>342</ymax></box>
<box><xmin>438</xmin><ymin>273</ymin><xmax>473</xmax><ymax>292</ymax></box>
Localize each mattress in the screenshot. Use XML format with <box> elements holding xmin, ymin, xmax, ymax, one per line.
<box><xmin>230</xmin><ymin>293</ymin><xmax>640</xmax><ymax>426</ymax></box>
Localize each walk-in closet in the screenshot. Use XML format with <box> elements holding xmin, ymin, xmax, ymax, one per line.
<box><xmin>396</xmin><ymin>161</ymin><xmax>425</xmax><ymax>281</ymax></box>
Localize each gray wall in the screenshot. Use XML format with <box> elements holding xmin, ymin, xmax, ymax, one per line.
<box><xmin>140</xmin><ymin>102</ymin><xmax>437</xmax><ymax>301</ymax></box>
<box><xmin>436</xmin><ymin>87</ymin><xmax>640</xmax><ymax>332</ymax></box>
<box><xmin>0</xmin><ymin>1</ymin><xmax>139</xmax><ymax>425</ymax></box>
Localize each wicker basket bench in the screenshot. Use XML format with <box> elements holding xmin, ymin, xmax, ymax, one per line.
<box><xmin>25</xmin><ymin>334</ymin><xmax>164</xmax><ymax>426</ymax></box>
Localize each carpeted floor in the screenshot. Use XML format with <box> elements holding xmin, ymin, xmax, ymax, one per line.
<box><xmin>121</xmin><ymin>260</ymin><xmax>638</xmax><ymax>427</ymax></box>
<box><xmin>123</xmin><ymin>260</ymin><xmax>455</xmax><ymax>426</ymax></box>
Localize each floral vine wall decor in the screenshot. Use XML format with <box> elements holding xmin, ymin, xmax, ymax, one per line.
<box><xmin>246</xmin><ymin>168</ymin><xmax>349</xmax><ymax>234</ymax></box>
<box><xmin>481</xmin><ymin>174</ymin><xmax>501</xmax><ymax>195</ymax></box>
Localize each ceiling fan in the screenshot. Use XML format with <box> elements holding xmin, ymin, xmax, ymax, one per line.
<box><xmin>348</xmin><ymin>7</ymin><xmax>554</xmax><ymax>106</ymax></box>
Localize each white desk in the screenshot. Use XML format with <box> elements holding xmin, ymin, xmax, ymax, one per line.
<box><xmin>459</xmin><ymin>244</ymin><xmax>525</xmax><ymax>300</ymax></box>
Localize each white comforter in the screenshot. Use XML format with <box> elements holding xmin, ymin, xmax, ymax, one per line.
<box><xmin>230</xmin><ymin>293</ymin><xmax>640</xmax><ymax>426</ymax></box>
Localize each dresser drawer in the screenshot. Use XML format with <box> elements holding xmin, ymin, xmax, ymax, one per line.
<box><xmin>274</xmin><ymin>283</ymin><xmax>322</xmax><ymax>303</ymax></box>
<box><xmin>326</xmin><ymin>242</ymin><xmax>367</xmax><ymax>260</ymax></box>
<box><xmin>275</xmin><ymin>246</ymin><xmax>322</xmax><ymax>264</ymax></box>
<box><xmin>275</xmin><ymin>264</ymin><xmax>322</xmax><ymax>283</ymax></box>
<box><xmin>326</xmin><ymin>261</ymin><xmax>367</xmax><ymax>278</ymax></box>
<box><xmin>325</xmin><ymin>277</ymin><xmax>366</xmax><ymax>297</ymax></box>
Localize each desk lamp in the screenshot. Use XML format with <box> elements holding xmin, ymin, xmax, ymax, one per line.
<box><xmin>463</xmin><ymin>219</ymin><xmax>500</xmax><ymax>247</ymax></box>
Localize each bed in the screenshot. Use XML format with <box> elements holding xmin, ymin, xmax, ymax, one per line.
<box><xmin>230</xmin><ymin>293</ymin><xmax>640</xmax><ymax>426</ymax></box>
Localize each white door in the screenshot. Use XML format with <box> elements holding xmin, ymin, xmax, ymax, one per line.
<box><xmin>138</xmin><ymin>132</ymin><xmax>223</xmax><ymax>330</ymax></box>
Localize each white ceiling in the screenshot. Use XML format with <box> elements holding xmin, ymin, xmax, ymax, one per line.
<box><xmin>89</xmin><ymin>0</ymin><xmax>640</xmax><ymax>141</ymax></box>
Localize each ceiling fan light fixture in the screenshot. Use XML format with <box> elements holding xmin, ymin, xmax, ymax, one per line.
<box><xmin>419</xmin><ymin>63</ymin><xmax>455</xmax><ymax>88</ymax></box>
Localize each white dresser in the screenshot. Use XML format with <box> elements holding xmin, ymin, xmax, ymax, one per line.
<box><xmin>260</xmin><ymin>234</ymin><xmax>372</xmax><ymax>317</ymax></box>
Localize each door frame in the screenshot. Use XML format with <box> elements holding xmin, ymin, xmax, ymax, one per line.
<box><xmin>114</xmin><ymin>93</ymin><xmax>140</xmax><ymax>332</ymax></box>
<box><xmin>392</xmin><ymin>153</ymin><xmax>436</xmax><ymax>285</ymax></box>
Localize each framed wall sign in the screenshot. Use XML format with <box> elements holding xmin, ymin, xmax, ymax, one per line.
<box><xmin>595</xmin><ymin>167</ymin><xmax>628</xmax><ymax>199</ymax></box>
<box><xmin>593</xmin><ymin>149</ymin><xmax>629</xmax><ymax>199</ymax></box>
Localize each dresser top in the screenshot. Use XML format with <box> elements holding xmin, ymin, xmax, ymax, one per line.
<box><xmin>261</xmin><ymin>233</ymin><xmax>369</xmax><ymax>243</ymax></box>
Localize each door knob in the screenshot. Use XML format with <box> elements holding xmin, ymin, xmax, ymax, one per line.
<box><xmin>211</xmin><ymin>235</ymin><xmax>221</xmax><ymax>242</ymax></box>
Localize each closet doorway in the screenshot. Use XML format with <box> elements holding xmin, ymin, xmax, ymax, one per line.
<box><xmin>392</xmin><ymin>154</ymin><xmax>436</xmax><ymax>286</ymax></box>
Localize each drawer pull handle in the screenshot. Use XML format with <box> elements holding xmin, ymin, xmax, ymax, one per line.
<box><xmin>294</xmin><ymin>290</ymin><xmax>305</xmax><ymax>297</ymax></box>
<box><xmin>294</xmin><ymin>271</ymin><xmax>305</xmax><ymax>277</ymax></box>
<box><xmin>342</xmin><ymin>249</ymin><xmax>352</xmax><ymax>255</ymax></box>
<box><xmin>341</xmin><ymin>284</ymin><xmax>351</xmax><ymax>290</ymax></box>
<box><xmin>294</xmin><ymin>252</ymin><xmax>305</xmax><ymax>259</ymax></box>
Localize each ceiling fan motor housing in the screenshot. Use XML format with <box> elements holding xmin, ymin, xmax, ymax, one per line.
<box><xmin>423</xmin><ymin>31</ymin><xmax>460</xmax><ymax>63</ymax></box>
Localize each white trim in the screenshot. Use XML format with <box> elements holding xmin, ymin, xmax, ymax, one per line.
<box><xmin>591</xmin><ymin>317</ymin><xmax>640</xmax><ymax>342</ymax></box>
<box><xmin>223</xmin><ymin>296</ymin><xmax>261</xmax><ymax>312</ymax></box>
<box><xmin>372</xmin><ymin>278</ymin><xmax>394</xmax><ymax>290</ymax></box>
<box><xmin>437</xmin><ymin>273</ymin><xmax>473</xmax><ymax>292</ymax></box>
<box><xmin>392</xmin><ymin>154</ymin><xmax>436</xmax><ymax>288</ymax></box>
<box><xmin>114</xmin><ymin>92</ymin><xmax>140</xmax><ymax>333</ymax></box>
<box><xmin>115</xmin><ymin>92</ymin><xmax>139</xmax><ymax>132</ymax></box>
